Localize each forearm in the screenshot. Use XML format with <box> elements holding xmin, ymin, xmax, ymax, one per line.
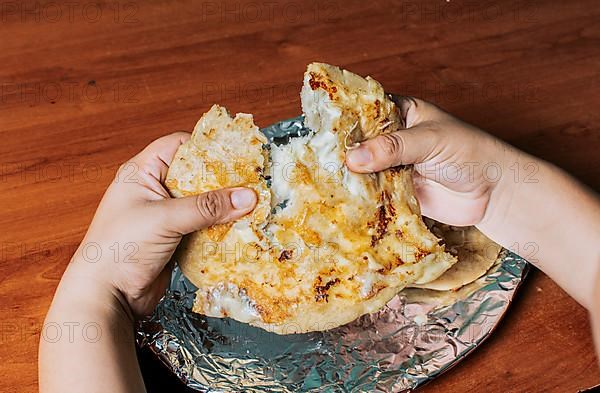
<box><xmin>37</xmin><ymin>132</ymin><xmax>255</xmax><ymax>391</ymax></box>
<box><xmin>39</xmin><ymin>262</ymin><xmax>145</xmax><ymax>393</ymax></box>
<box><xmin>478</xmin><ymin>150</ymin><xmax>600</xmax><ymax>309</ymax></box>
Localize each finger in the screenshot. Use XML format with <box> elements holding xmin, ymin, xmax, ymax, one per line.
<box><xmin>346</xmin><ymin>122</ymin><xmax>441</xmax><ymax>173</ymax></box>
<box><xmin>346</xmin><ymin>96</ymin><xmax>449</xmax><ymax>173</ymax></box>
<box><xmin>131</xmin><ymin>132</ymin><xmax>191</xmax><ymax>183</ymax></box>
<box><xmin>391</xmin><ymin>95</ymin><xmax>448</xmax><ymax>128</ymax></box>
<box><xmin>156</xmin><ymin>187</ymin><xmax>257</xmax><ymax>235</ymax></box>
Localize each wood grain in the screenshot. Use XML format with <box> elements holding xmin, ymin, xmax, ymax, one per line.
<box><xmin>0</xmin><ymin>1</ymin><xmax>599</xmax><ymax>392</ymax></box>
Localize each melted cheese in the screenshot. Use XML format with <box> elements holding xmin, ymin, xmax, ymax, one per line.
<box><xmin>166</xmin><ymin>64</ymin><xmax>457</xmax><ymax>334</ymax></box>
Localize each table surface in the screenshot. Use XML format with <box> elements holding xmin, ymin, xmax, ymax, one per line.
<box><xmin>1</xmin><ymin>1</ymin><xmax>599</xmax><ymax>392</ymax></box>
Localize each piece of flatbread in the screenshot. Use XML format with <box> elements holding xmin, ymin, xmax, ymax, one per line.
<box><xmin>165</xmin><ymin>63</ymin><xmax>457</xmax><ymax>334</ymax></box>
<box><xmin>410</xmin><ymin>219</ymin><xmax>502</xmax><ymax>291</ymax></box>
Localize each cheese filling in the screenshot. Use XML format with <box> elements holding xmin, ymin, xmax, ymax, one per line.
<box><xmin>166</xmin><ymin>63</ymin><xmax>457</xmax><ymax>334</ymax></box>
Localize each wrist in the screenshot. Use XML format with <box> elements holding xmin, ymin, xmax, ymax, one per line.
<box><xmin>56</xmin><ymin>257</ymin><xmax>135</xmax><ymax>325</ymax></box>
<box><xmin>40</xmin><ymin>258</ymin><xmax>141</xmax><ymax>393</ymax></box>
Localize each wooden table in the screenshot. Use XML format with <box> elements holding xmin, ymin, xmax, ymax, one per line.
<box><xmin>1</xmin><ymin>1</ymin><xmax>599</xmax><ymax>391</ymax></box>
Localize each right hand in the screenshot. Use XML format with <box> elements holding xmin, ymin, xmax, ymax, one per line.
<box><xmin>346</xmin><ymin>96</ymin><xmax>518</xmax><ymax>227</ymax></box>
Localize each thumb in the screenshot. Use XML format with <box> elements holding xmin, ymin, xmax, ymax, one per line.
<box><xmin>346</xmin><ymin>123</ymin><xmax>441</xmax><ymax>173</ymax></box>
<box><xmin>346</xmin><ymin>97</ymin><xmax>444</xmax><ymax>173</ymax></box>
<box><xmin>156</xmin><ymin>187</ymin><xmax>257</xmax><ymax>235</ymax></box>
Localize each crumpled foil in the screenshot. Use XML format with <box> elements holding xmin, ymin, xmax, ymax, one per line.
<box><xmin>136</xmin><ymin>116</ymin><xmax>529</xmax><ymax>392</ymax></box>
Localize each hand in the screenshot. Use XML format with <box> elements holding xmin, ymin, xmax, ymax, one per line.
<box><xmin>346</xmin><ymin>96</ymin><xmax>600</xmax><ymax>311</ymax></box>
<box><xmin>40</xmin><ymin>132</ymin><xmax>258</xmax><ymax>393</ymax></box>
<box><xmin>68</xmin><ymin>132</ymin><xmax>257</xmax><ymax>318</ymax></box>
<box><xmin>346</xmin><ymin>96</ymin><xmax>517</xmax><ymax>226</ymax></box>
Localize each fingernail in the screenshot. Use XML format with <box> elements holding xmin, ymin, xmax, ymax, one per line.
<box><xmin>347</xmin><ymin>145</ymin><xmax>373</xmax><ymax>167</ymax></box>
<box><xmin>230</xmin><ymin>188</ymin><xmax>256</xmax><ymax>210</ymax></box>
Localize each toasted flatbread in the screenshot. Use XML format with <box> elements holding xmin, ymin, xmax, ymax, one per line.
<box><xmin>410</xmin><ymin>220</ymin><xmax>502</xmax><ymax>291</ymax></box>
<box><xmin>165</xmin><ymin>63</ymin><xmax>457</xmax><ymax>334</ymax></box>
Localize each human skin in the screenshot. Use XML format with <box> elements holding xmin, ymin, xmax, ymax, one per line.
<box><xmin>346</xmin><ymin>96</ymin><xmax>600</xmax><ymax>355</ymax></box>
<box><xmin>39</xmin><ymin>100</ymin><xmax>600</xmax><ymax>392</ymax></box>
<box><xmin>38</xmin><ymin>133</ymin><xmax>258</xmax><ymax>393</ymax></box>
<box><xmin>346</xmin><ymin>97</ymin><xmax>600</xmax><ymax>310</ymax></box>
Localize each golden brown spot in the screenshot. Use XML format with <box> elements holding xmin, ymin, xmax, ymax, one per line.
<box><xmin>314</xmin><ymin>276</ymin><xmax>340</xmax><ymax>303</ymax></box>
<box><xmin>292</xmin><ymin>162</ymin><xmax>312</xmax><ymax>184</ymax></box>
<box><xmin>239</xmin><ymin>280</ymin><xmax>292</xmax><ymax>324</ymax></box>
<box><xmin>233</xmin><ymin>161</ymin><xmax>261</xmax><ymax>184</ymax></box>
<box><xmin>165</xmin><ymin>178</ymin><xmax>178</xmax><ymax>190</ymax></box>
<box><xmin>395</xmin><ymin>256</ymin><xmax>405</xmax><ymax>266</ymax></box>
<box><xmin>364</xmin><ymin>282</ymin><xmax>387</xmax><ymax>300</ymax></box>
<box><xmin>204</xmin><ymin>128</ymin><xmax>217</xmax><ymax>138</ymax></box>
<box><xmin>206</xmin><ymin>222</ymin><xmax>233</xmax><ymax>242</ymax></box>
<box><xmin>370</xmin><ymin>191</ymin><xmax>395</xmax><ymax>247</ymax></box>
<box><xmin>308</xmin><ymin>72</ymin><xmax>338</xmax><ymax>99</ymax></box>
<box><xmin>414</xmin><ymin>248</ymin><xmax>428</xmax><ymax>261</ymax></box>
<box><xmin>276</xmin><ymin>212</ymin><xmax>323</xmax><ymax>246</ymax></box>
<box><xmin>278</xmin><ymin>249</ymin><xmax>293</xmax><ymax>262</ymax></box>
<box><xmin>378</xmin><ymin>255</ymin><xmax>405</xmax><ymax>274</ymax></box>
<box><xmin>300</xmin><ymin>226</ymin><xmax>322</xmax><ymax>246</ymax></box>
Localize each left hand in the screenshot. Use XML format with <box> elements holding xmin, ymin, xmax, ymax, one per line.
<box><xmin>67</xmin><ymin>132</ymin><xmax>258</xmax><ymax>318</ymax></box>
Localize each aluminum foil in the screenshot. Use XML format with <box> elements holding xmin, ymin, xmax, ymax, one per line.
<box><xmin>136</xmin><ymin>116</ymin><xmax>529</xmax><ymax>392</ymax></box>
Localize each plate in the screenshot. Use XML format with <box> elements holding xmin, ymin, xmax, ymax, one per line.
<box><xmin>136</xmin><ymin>116</ymin><xmax>529</xmax><ymax>392</ymax></box>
